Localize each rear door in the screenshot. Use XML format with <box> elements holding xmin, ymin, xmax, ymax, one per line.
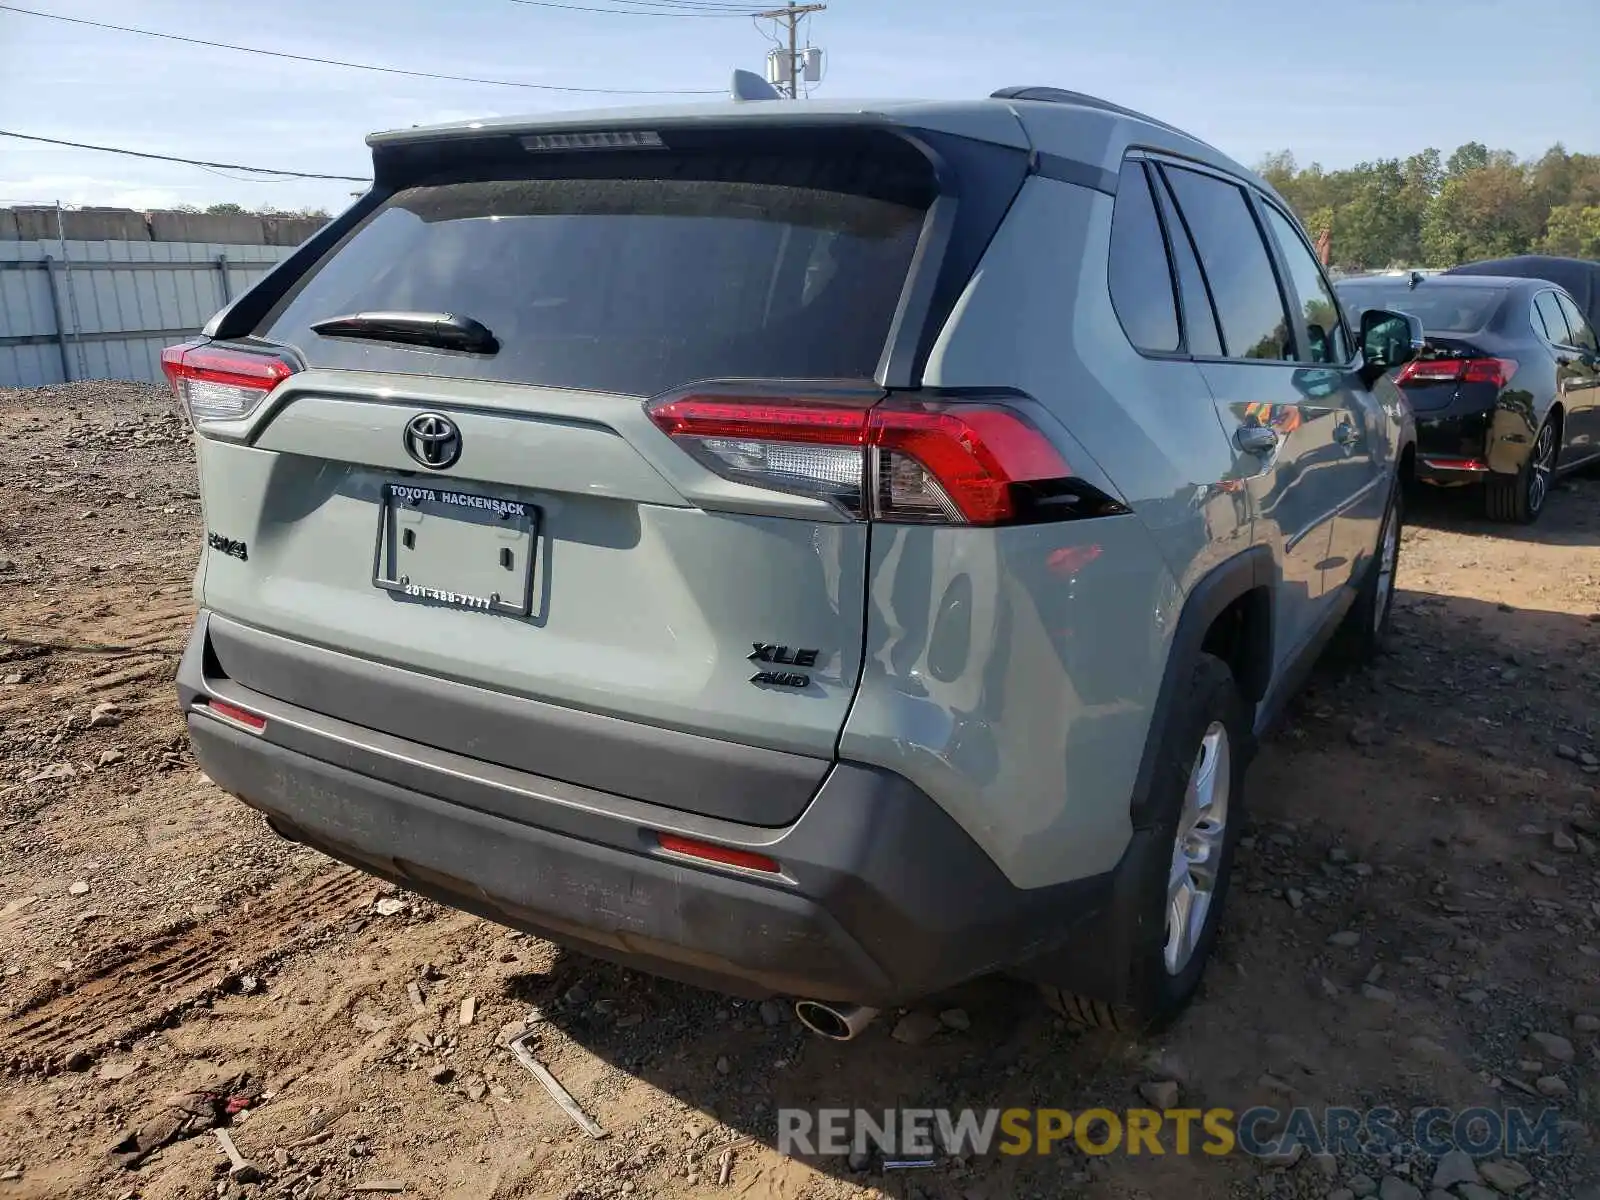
<box><xmin>1254</xmin><ymin>200</ymin><xmax>1382</xmax><ymax>595</ymax></box>
<box><xmin>189</xmin><ymin>130</ymin><xmax>946</xmax><ymax>820</ymax></box>
<box><xmin>1152</xmin><ymin>162</ymin><xmax>1347</xmax><ymax>668</ymax></box>
<box><xmin>1552</xmin><ymin>291</ymin><xmax>1600</xmax><ymax>460</ymax></box>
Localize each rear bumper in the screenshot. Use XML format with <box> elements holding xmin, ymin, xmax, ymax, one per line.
<box><xmin>179</xmin><ymin>611</ymin><xmax>1114</xmax><ymax>1005</ymax></box>
<box><xmin>1427</xmin><ymin>409</ymin><xmax>1510</xmax><ymax>483</ymax></box>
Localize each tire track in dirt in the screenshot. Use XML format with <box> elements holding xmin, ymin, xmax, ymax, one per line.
<box><xmin>1</xmin><ymin>867</ymin><xmax>373</xmax><ymax>1074</ymax></box>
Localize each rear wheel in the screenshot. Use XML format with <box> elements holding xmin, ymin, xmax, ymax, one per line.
<box><xmin>1040</xmin><ymin>653</ymin><xmax>1247</xmax><ymax>1031</ymax></box>
<box><xmin>1486</xmin><ymin>418</ymin><xmax>1557</xmax><ymax>524</ymax></box>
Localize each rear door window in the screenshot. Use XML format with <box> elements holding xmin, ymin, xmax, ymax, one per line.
<box><xmin>260</xmin><ymin>169</ymin><xmax>929</xmax><ymax>397</ymax></box>
<box><xmin>1535</xmin><ymin>291</ymin><xmax>1574</xmax><ymax>345</ymax></box>
<box><xmin>1555</xmin><ymin>293</ymin><xmax>1598</xmax><ymax>353</ymax></box>
<box><xmin>1160</xmin><ymin>165</ymin><xmax>1295</xmax><ymax>361</ymax></box>
<box><xmin>1151</xmin><ymin>172</ymin><xmax>1223</xmax><ymax>357</ymax></box>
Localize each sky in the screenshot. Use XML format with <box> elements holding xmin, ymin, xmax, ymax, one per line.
<box><xmin>1</xmin><ymin>0</ymin><xmax>1596</xmax><ymax>216</ymax></box>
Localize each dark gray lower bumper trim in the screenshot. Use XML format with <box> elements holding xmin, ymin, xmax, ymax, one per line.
<box><xmin>179</xmin><ymin>619</ymin><xmax>1116</xmax><ymax>1004</ymax></box>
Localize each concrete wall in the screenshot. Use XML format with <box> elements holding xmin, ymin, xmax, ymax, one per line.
<box><xmin>0</xmin><ymin>206</ymin><xmax>327</xmax><ymax>247</ymax></box>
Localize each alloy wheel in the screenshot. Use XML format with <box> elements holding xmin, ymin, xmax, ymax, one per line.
<box><xmin>1373</xmin><ymin>504</ymin><xmax>1399</xmax><ymax>633</ymax></box>
<box><xmin>1528</xmin><ymin>422</ymin><xmax>1556</xmax><ymax>515</ymax></box>
<box><xmin>1164</xmin><ymin>722</ymin><xmax>1231</xmax><ymax>975</ymax></box>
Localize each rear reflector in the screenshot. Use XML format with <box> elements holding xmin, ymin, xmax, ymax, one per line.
<box><xmin>656</xmin><ymin>833</ymin><xmax>779</xmax><ymax>874</ymax></box>
<box><xmin>647</xmin><ymin>387</ymin><xmax>1074</xmax><ymax>525</ymax></box>
<box><xmin>1421</xmin><ymin>456</ymin><xmax>1490</xmax><ymax>473</ymax></box>
<box><xmin>202</xmin><ymin>698</ymin><xmax>267</xmax><ymax>732</ymax></box>
<box><xmin>1395</xmin><ymin>356</ymin><xmax>1518</xmax><ymax>388</ymax></box>
<box><xmin>161</xmin><ymin>341</ymin><xmax>297</xmax><ymax>423</ymax></box>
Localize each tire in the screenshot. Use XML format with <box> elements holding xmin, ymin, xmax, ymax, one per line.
<box><xmin>1485</xmin><ymin>417</ymin><xmax>1557</xmax><ymax>524</ymax></box>
<box><xmin>1333</xmin><ymin>480</ymin><xmax>1402</xmax><ymax>664</ymax></box>
<box><xmin>1040</xmin><ymin>653</ymin><xmax>1248</xmax><ymax>1032</ymax></box>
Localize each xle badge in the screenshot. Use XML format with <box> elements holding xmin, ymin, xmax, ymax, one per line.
<box><xmin>207</xmin><ymin>532</ymin><xmax>248</xmax><ymax>562</ymax></box>
<box><xmin>749</xmin><ymin>643</ymin><xmax>820</xmax><ymax>688</ymax></box>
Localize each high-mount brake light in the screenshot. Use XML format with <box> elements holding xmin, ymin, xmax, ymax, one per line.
<box><xmin>161</xmin><ymin>341</ymin><xmax>297</xmax><ymax>424</ymax></box>
<box><xmin>646</xmin><ymin>387</ymin><xmax>1076</xmax><ymax>525</ymax></box>
<box><xmin>1395</xmin><ymin>356</ymin><xmax>1519</xmax><ymax>388</ymax></box>
<box><xmin>520</xmin><ymin>130</ymin><xmax>664</xmax><ymax>152</ymax></box>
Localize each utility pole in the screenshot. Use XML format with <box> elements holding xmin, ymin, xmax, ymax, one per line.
<box><xmin>754</xmin><ymin>1</ymin><xmax>825</xmax><ymax>98</ymax></box>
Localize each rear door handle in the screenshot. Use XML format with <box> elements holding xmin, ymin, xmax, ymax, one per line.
<box><xmin>1235</xmin><ymin>424</ymin><xmax>1280</xmax><ymax>455</ymax></box>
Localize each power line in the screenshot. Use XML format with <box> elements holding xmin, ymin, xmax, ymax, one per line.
<box><xmin>506</xmin><ymin>0</ymin><xmax>755</xmax><ymax>16</ymax></box>
<box><xmin>0</xmin><ymin>4</ymin><xmax>722</xmax><ymax>93</ymax></box>
<box><xmin>575</xmin><ymin>0</ymin><xmax>764</xmax><ymax>9</ymax></box>
<box><xmin>0</xmin><ymin>131</ymin><xmax>373</xmax><ymax>183</ymax></box>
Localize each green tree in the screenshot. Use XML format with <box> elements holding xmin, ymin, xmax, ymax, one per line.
<box><xmin>1542</xmin><ymin>204</ymin><xmax>1600</xmax><ymax>258</ymax></box>
<box><xmin>1331</xmin><ymin>159</ymin><xmax>1423</xmax><ymax>268</ymax></box>
<box><xmin>1422</xmin><ymin>160</ymin><xmax>1541</xmax><ymax>266</ymax></box>
<box><xmin>205</xmin><ymin>202</ymin><xmax>245</xmax><ymax>215</ymax></box>
<box><xmin>1446</xmin><ymin>141</ymin><xmax>1490</xmax><ymax>179</ymax></box>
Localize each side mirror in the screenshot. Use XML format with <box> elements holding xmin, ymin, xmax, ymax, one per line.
<box><xmin>1360</xmin><ymin>308</ymin><xmax>1425</xmax><ymax>384</ymax></box>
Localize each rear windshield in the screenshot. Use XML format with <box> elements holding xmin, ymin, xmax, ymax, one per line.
<box><xmin>1335</xmin><ymin>282</ymin><xmax>1505</xmax><ymax>334</ymax></box>
<box><xmin>259</xmin><ymin>170</ymin><xmax>928</xmax><ymax>396</ymax></box>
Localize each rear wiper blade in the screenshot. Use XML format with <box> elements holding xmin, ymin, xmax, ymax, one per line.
<box><xmin>309</xmin><ymin>311</ymin><xmax>499</xmax><ymax>354</ymax></box>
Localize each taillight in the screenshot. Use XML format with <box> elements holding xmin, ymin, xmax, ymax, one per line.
<box><xmin>161</xmin><ymin>340</ymin><xmax>297</xmax><ymax>424</ymax></box>
<box><xmin>646</xmin><ymin>386</ymin><xmax>1080</xmax><ymax>525</ymax></box>
<box><xmin>1462</xmin><ymin>357</ymin><xmax>1518</xmax><ymax>386</ymax></box>
<box><xmin>1395</xmin><ymin>357</ymin><xmax>1517</xmax><ymax>387</ymax></box>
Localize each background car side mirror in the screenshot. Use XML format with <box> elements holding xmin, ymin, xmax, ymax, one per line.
<box><xmin>1359</xmin><ymin>308</ymin><xmax>1425</xmax><ymax>385</ymax></box>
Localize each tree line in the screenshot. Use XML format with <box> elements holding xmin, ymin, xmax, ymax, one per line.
<box><xmin>169</xmin><ymin>202</ymin><xmax>332</xmax><ymax>219</ymax></box>
<box><xmin>1258</xmin><ymin>143</ymin><xmax>1600</xmax><ymax>271</ymax></box>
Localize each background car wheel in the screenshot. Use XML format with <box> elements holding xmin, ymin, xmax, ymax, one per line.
<box><xmin>1040</xmin><ymin>653</ymin><xmax>1247</xmax><ymax>1031</ymax></box>
<box><xmin>1333</xmin><ymin>480</ymin><xmax>1402</xmax><ymax>664</ymax></box>
<box><xmin>1485</xmin><ymin>418</ymin><xmax>1557</xmax><ymax>524</ymax></box>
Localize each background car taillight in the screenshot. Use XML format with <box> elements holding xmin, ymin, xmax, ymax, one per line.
<box><xmin>161</xmin><ymin>341</ymin><xmax>298</xmax><ymax>424</ymax></box>
<box><xmin>1394</xmin><ymin>356</ymin><xmax>1519</xmax><ymax>387</ymax></box>
<box><xmin>647</xmin><ymin>385</ymin><xmax>1096</xmax><ymax>525</ymax></box>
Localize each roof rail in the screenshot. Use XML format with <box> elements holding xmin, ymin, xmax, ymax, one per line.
<box><xmin>990</xmin><ymin>86</ymin><xmax>1210</xmax><ymax>148</ymax></box>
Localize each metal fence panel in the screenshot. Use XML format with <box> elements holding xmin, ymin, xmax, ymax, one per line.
<box><xmin>0</xmin><ymin>238</ymin><xmax>297</xmax><ymax>387</ymax></box>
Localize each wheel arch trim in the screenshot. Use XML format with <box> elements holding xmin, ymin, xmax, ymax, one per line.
<box><xmin>1128</xmin><ymin>546</ymin><xmax>1274</xmax><ymax>829</ymax></box>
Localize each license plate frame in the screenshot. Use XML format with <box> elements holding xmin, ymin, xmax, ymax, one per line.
<box><xmin>371</xmin><ymin>482</ymin><xmax>538</xmax><ymax>618</ymax></box>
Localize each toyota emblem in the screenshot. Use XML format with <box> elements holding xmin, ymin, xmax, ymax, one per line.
<box><xmin>402</xmin><ymin>413</ymin><xmax>462</xmax><ymax>470</ymax></box>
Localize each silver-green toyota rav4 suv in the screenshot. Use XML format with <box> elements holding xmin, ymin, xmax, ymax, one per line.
<box><xmin>170</xmin><ymin>87</ymin><xmax>1420</xmax><ymax>1037</ymax></box>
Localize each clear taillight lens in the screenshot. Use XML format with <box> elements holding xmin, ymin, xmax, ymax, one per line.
<box><xmin>646</xmin><ymin>385</ymin><xmax>1077</xmax><ymax>525</ymax></box>
<box><xmin>161</xmin><ymin>341</ymin><xmax>297</xmax><ymax>424</ymax></box>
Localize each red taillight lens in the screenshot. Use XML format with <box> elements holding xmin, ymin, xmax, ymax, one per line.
<box><xmin>656</xmin><ymin>833</ymin><xmax>779</xmax><ymax>874</ymax></box>
<box><xmin>1395</xmin><ymin>356</ymin><xmax>1518</xmax><ymax>388</ymax></box>
<box><xmin>868</xmin><ymin>400</ymin><xmax>1071</xmax><ymax>524</ymax></box>
<box><xmin>646</xmin><ymin>387</ymin><xmax>1074</xmax><ymax>525</ymax></box>
<box><xmin>161</xmin><ymin>341</ymin><xmax>297</xmax><ymax>423</ymax></box>
<box><xmin>1462</xmin><ymin>357</ymin><xmax>1518</xmax><ymax>386</ymax></box>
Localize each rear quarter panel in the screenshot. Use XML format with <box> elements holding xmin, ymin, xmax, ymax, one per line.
<box><xmin>841</xmin><ymin>176</ymin><xmax>1244</xmax><ymax>889</ymax></box>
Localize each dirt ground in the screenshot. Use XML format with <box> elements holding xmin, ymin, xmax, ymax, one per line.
<box><xmin>1</xmin><ymin>380</ymin><xmax>1597</xmax><ymax>1200</ymax></box>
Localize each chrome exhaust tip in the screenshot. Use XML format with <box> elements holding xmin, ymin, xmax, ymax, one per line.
<box><xmin>793</xmin><ymin>1000</ymin><xmax>879</xmax><ymax>1041</ymax></box>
